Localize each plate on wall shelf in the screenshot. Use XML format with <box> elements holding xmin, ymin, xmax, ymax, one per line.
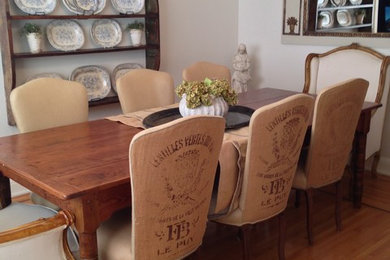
<box><xmin>111</xmin><ymin>0</ymin><xmax>144</xmax><ymax>14</ymax></box>
<box><xmin>317</xmin><ymin>0</ymin><xmax>329</xmax><ymax>8</ymax></box>
<box><xmin>91</xmin><ymin>19</ymin><xmax>122</xmax><ymax>48</ymax></box>
<box><xmin>47</xmin><ymin>20</ymin><xmax>85</xmax><ymax>51</ymax></box>
<box><xmin>111</xmin><ymin>63</ymin><xmax>143</xmax><ymax>92</ymax></box>
<box><xmin>14</xmin><ymin>0</ymin><xmax>57</xmax><ymax>15</ymax></box>
<box><xmin>317</xmin><ymin>10</ymin><xmax>335</xmax><ymax>29</ymax></box>
<box><xmin>336</xmin><ymin>9</ymin><xmax>355</xmax><ymax>27</ymax></box>
<box><xmin>62</xmin><ymin>0</ymin><xmax>106</xmax><ymax>14</ymax></box>
<box><xmin>330</xmin><ymin>0</ymin><xmax>347</xmax><ymax>7</ymax></box>
<box><xmin>26</xmin><ymin>72</ymin><xmax>64</xmax><ymax>82</ymax></box>
<box><xmin>349</xmin><ymin>0</ymin><xmax>362</xmax><ymax>5</ymax></box>
<box><xmin>70</xmin><ymin>65</ymin><xmax>111</xmax><ymax>101</ymax></box>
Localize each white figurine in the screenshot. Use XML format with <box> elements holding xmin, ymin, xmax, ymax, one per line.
<box><xmin>232</xmin><ymin>43</ymin><xmax>251</xmax><ymax>93</ymax></box>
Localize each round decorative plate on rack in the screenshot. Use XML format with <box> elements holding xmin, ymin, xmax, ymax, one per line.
<box><xmin>317</xmin><ymin>0</ymin><xmax>329</xmax><ymax>8</ymax></box>
<box><xmin>330</xmin><ymin>0</ymin><xmax>347</xmax><ymax>7</ymax></box>
<box><xmin>62</xmin><ymin>0</ymin><xmax>106</xmax><ymax>14</ymax></box>
<box><xmin>318</xmin><ymin>11</ymin><xmax>334</xmax><ymax>29</ymax></box>
<box><xmin>111</xmin><ymin>63</ymin><xmax>143</xmax><ymax>92</ymax></box>
<box><xmin>91</xmin><ymin>19</ymin><xmax>122</xmax><ymax>48</ymax></box>
<box><xmin>111</xmin><ymin>0</ymin><xmax>144</xmax><ymax>14</ymax></box>
<box><xmin>349</xmin><ymin>0</ymin><xmax>362</xmax><ymax>5</ymax></box>
<box><xmin>26</xmin><ymin>73</ymin><xmax>64</xmax><ymax>82</ymax></box>
<box><xmin>70</xmin><ymin>65</ymin><xmax>111</xmax><ymax>101</ymax></box>
<box><xmin>336</xmin><ymin>9</ymin><xmax>355</xmax><ymax>27</ymax></box>
<box><xmin>14</xmin><ymin>0</ymin><xmax>57</xmax><ymax>15</ymax></box>
<box><xmin>47</xmin><ymin>20</ymin><xmax>85</xmax><ymax>51</ymax></box>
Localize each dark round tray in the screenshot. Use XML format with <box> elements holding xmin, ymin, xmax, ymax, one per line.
<box><xmin>143</xmin><ymin>105</ymin><xmax>254</xmax><ymax>129</ymax></box>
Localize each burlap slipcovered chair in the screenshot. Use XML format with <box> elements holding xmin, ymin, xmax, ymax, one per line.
<box><xmin>116</xmin><ymin>69</ymin><xmax>175</xmax><ymax>114</ymax></box>
<box><xmin>0</xmin><ymin>204</ymin><xmax>78</xmax><ymax>260</ymax></box>
<box><xmin>182</xmin><ymin>61</ymin><xmax>231</xmax><ymax>82</ymax></box>
<box><xmin>10</xmin><ymin>77</ymin><xmax>89</xmax><ymax>210</ymax></box>
<box><xmin>303</xmin><ymin>43</ymin><xmax>390</xmax><ymax>177</ymax></box>
<box><xmin>97</xmin><ymin>116</ymin><xmax>225</xmax><ymax>259</ymax></box>
<box><xmin>214</xmin><ymin>94</ymin><xmax>314</xmax><ymax>260</ymax></box>
<box><xmin>294</xmin><ymin>78</ymin><xmax>369</xmax><ymax>245</ymax></box>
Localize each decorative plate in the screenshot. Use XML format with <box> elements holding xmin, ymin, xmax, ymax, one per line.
<box><xmin>349</xmin><ymin>0</ymin><xmax>362</xmax><ymax>5</ymax></box>
<box><xmin>317</xmin><ymin>0</ymin><xmax>329</xmax><ymax>8</ymax></box>
<box><xmin>62</xmin><ymin>0</ymin><xmax>106</xmax><ymax>14</ymax></box>
<box><xmin>111</xmin><ymin>0</ymin><xmax>144</xmax><ymax>14</ymax></box>
<box><xmin>26</xmin><ymin>73</ymin><xmax>64</xmax><ymax>82</ymax></box>
<box><xmin>14</xmin><ymin>0</ymin><xmax>57</xmax><ymax>15</ymax></box>
<box><xmin>337</xmin><ymin>9</ymin><xmax>355</xmax><ymax>27</ymax></box>
<box><xmin>111</xmin><ymin>63</ymin><xmax>143</xmax><ymax>92</ymax></box>
<box><xmin>318</xmin><ymin>11</ymin><xmax>334</xmax><ymax>29</ymax></box>
<box><xmin>47</xmin><ymin>20</ymin><xmax>85</xmax><ymax>51</ymax></box>
<box><xmin>70</xmin><ymin>66</ymin><xmax>111</xmax><ymax>101</ymax></box>
<box><xmin>330</xmin><ymin>0</ymin><xmax>347</xmax><ymax>7</ymax></box>
<box><xmin>91</xmin><ymin>19</ymin><xmax>122</xmax><ymax>48</ymax></box>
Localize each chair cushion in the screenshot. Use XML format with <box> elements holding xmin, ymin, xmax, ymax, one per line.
<box><xmin>97</xmin><ymin>208</ymin><xmax>132</xmax><ymax>260</ymax></box>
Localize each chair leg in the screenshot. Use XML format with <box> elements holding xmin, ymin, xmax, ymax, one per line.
<box><xmin>295</xmin><ymin>189</ymin><xmax>301</xmax><ymax>208</ymax></box>
<box><xmin>239</xmin><ymin>224</ymin><xmax>252</xmax><ymax>260</ymax></box>
<box><xmin>335</xmin><ymin>181</ymin><xmax>343</xmax><ymax>231</ymax></box>
<box><xmin>370</xmin><ymin>151</ymin><xmax>380</xmax><ymax>179</ymax></box>
<box><xmin>305</xmin><ymin>189</ymin><xmax>314</xmax><ymax>245</ymax></box>
<box><xmin>278</xmin><ymin>212</ymin><xmax>286</xmax><ymax>260</ymax></box>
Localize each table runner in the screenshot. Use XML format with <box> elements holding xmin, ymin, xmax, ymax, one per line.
<box><xmin>106</xmin><ymin>104</ymin><xmax>249</xmax><ymax>218</ymax></box>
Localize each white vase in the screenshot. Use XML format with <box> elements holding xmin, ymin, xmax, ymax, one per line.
<box><xmin>179</xmin><ymin>94</ymin><xmax>229</xmax><ymax>117</ymax></box>
<box><xmin>130</xmin><ymin>29</ymin><xmax>143</xmax><ymax>46</ymax></box>
<box><xmin>26</xmin><ymin>33</ymin><xmax>42</xmax><ymax>54</ymax></box>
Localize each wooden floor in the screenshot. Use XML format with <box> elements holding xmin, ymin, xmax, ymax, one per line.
<box><xmin>13</xmin><ymin>173</ymin><xmax>390</xmax><ymax>259</ymax></box>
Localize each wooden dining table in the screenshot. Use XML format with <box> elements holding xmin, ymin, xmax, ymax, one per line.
<box><xmin>0</xmin><ymin>88</ymin><xmax>381</xmax><ymax>260</ymax></box>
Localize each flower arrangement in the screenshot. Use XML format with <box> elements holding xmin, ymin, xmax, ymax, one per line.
<box><xmin>20</xmin><ymin>23</ymin><xmax>42</xmax><ymax>36</ymax></box>
<box><xmin>176</xmin><ymin>78</ymin><xmax>238</xmax><ymax>109</ymax></box>
<box><xmin>287</xmin><ymin>16</ymin><xmax>298</xmax><ymax>26</ymax></box>
<box><xmin>127</xmin><ymin>21</ymin><xmax>145</xmax><ymax>31</ymax></box>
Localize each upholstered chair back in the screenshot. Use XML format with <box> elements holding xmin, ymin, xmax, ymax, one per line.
<box><xmin>305</xmin><ymin>79</ymin><xmax>368</xmax><ymax>188</ymax></box>
<box><xmin>116</xmin><ymin>69</ymin><xmax>174</xmax><ymax>114</ymax></box>
<box><xmin>129</xmin><ymin>116</ymin><xmax>225</xmax><ymax>259</ymax></box>
<box><xmin>219</xmin><ymin>94</ymin><xmax>313</xmax><ymax>225</ymax></box>
<box><xmin>182</xmin><ymin>61</ymin><xmax>231</xmax><ymax>82</ymax></box>
<box><xmin>10</xmin><ymin>78</ymin><xmax>88</xmax><ymax>133</ymax></box>
<box><xmin>303</xmin><ymin>43</ymin><xmax>390</xmax><ymax>160</ymax></box>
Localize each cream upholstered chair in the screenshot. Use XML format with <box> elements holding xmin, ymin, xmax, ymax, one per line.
<box><xmin>0</xmin><ymin>203</ymin><xmax>78</xmax><ymax>260</ymax></box>
<box><xmin>10</xmin><ymin>77</ymin><xmax>88</xmax><ymax>133</ymax></box>
<box><xmin>182</xmin><ymin>61</ymin><xmax>231</xmax><ymax>82</ymax></box>
<box><xmin>294</xmin><ymin>78</ymin><xmax>369</xmax><ymax>245</ymax></box>
<box><xmin>10</xmin><ymin>77</ymin><xmax>88</xmax><ymax>210</ymax></box>
<box><xmin>214</xmin><ymin>94</ymin><xmax>314</xmax><ymax>260</ymax></box>
<box><xmin>303</xmin><ymin>43</ymin><xmax>390</xmax><ymax>176</ymax></box>
<box><xmin>116</xmin><ymin>69</ymin><xmax>175</xmax><ymax>114</ymax></box>
<box><xmin>97</xmin><ymin>116</ymin><xmax>225</xmax><ymax>259</ymax></box>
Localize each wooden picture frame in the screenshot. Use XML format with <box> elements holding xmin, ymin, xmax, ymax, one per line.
<box><xmin>283</xmin><ymin>0</ymin><xmax>302</xmax><ymax>35</ymax></box>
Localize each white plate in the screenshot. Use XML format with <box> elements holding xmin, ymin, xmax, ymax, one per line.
<box><xmin>349</xmin><ymin>0</ymin><xmax>362</xmax><ymax>5</ymax></box>
<box><xmin>330</xmin><ymin>0</ymin><xmax>347</xmax><ymax>7</ymax></box>
<box><xmin>91</xmin><ymin>19</ymin><xmax>122</xmax><ymax>48</ymax></box>
<box><xmin>70</xmin><ymin>66</ymin><xmax>111</xmax><ymax>101</ymax></box>
<box><xmin>317</xmin><ymin>0</ymin><xmax>329</xmax><ymax>8</ymax></box>
<box><xmin>26</xmin><ymin>73</ymin><xmax>64</xmax><ymax>82</ymax></box>
<box><xmin>111</xmin><ymin>0</ymin><xmax>144</xmax><ymax>14</ymax></box>
<box><xmin>62</xmin><ymin>0</ymin><xmax>106</xmax><ymax>14</ymax></box>
<box><xmin>14</xmin><ymin>0</ymin><xmax>57</xmax><ymax>15</ymax></box>
<box><xmin>47</xmin><ymin>20</ymin><xmax>85</xmax><ymax>51</ymax></box>
<box><xmin>337</xmin><ymin>9</ymin><xmax>355</xmax><ymax>26</ymax></box>
<box><xmin>318</xmin><ymin>11</ymin><xmax>334</xmax><ymax>29</ymax></box>
<box><xmin>111</xmin><ymin>63</ymin><xmax>143</xmax><ymax>92</ymax></box>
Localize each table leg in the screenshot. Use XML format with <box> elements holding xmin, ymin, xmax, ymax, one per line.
<box><xmin>64</xmin><ymin>196</ymin><xmax>101</xmax><ymax>260</ymax></box>
<box><xmin>0</xmin><ymin>171</ymin><xmax>11</xmax><ymax>209</ymax></box>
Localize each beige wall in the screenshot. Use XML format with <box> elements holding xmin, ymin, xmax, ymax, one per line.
<box><xmin>238</xmin><ymin>0</ymin><xmax>390</xmax><ymax>174</ymax></box>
